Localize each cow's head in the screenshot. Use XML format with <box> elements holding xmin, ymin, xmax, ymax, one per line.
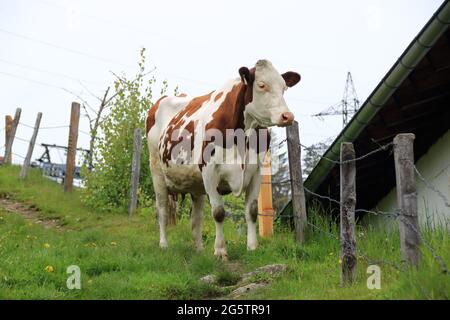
<box><xmin>239</xmin><ymin>59</ymin><xmax>300</xmax><ymax>127</ymax></box>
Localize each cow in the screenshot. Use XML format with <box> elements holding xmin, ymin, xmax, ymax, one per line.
<box><xmin>146</xmin><ymin>59</ymin><xmax>300</xmax><ymax>259</ymax></box>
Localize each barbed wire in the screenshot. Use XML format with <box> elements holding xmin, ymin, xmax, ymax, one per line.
<box><xmin>223</xmin><ymin>194</ymin><xmax>406</xmax><ymax>271</ymax></box>
<box><xmin>412</xmin><ymin>162</ymin><xmax>450</xmax><ymax>209</ymax></box>
<box><xmin>303</xmin><ymin>187</ymin><xmax>448</xmax><ymax>274</ymax></box>
<box><xmin>274</xmin><ymin>137</ymin><xmax>393</xmax><ymax>165</ymax></box>
<box><xmin>14</xmin><ymin>136</ymin><xmax>31</xmax><ymax>143</ymax></box>
<box><xmin>11</xmin><ymin>152</ymin><xmax>26</xmax><ymax>159</ymax></box>
<box><xmin>79</xmin><ymin>130</ymin><xmax>91</xmax><ymax>136</ymax></box>
<box><xmin>19</xmin><ymin>122</ymin><xmax>69</xmax><ymax>130</ymax></box>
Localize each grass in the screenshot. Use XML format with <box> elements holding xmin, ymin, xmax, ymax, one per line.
<box><xmin>0</xmin><ymin>165</ymin><xmax>449</xmax><ymax>299</ymax></box>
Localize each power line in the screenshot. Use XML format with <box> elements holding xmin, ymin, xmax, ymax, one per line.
<box><xmin>0</xmin><ymin>57</ymin><xmax>104</xmax><ymax>87</ymax></box>
<box><xmin>0</xmin><ymin>27</ymin><xmax>135</xmax><ymax>70</ymax></box>
<box><xmin>33</xmin><ymin>0</ymin><xmax>164</xmax><ymax>40</ymax></box>
<box><xmin>0</xmin><ymin>70</ymin><xmax>66</xmax><ymax>90</ymax></box>
<box><xmin>0</xmin><ymin>70</ymin><xmax>92</xmax><ymax>105</ymax></box>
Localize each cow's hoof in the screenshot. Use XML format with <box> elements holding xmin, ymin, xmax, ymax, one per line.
<box><xmin>214</xmin><ymin>249</ymin><xmax>228</xmax><ymax>261</ymax></box>
<box><xmin>247</xmin><ymin>242</ymin><xmax>258</xmax><ymax>251</ymax></box>
<box><xmin>159</xmin><ymin>241</ymin><xmax>168</xmax><ymax>249</ymax></box>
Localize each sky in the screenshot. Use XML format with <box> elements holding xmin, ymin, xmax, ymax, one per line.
<box><xmin>0</xmin><ymin>0</ymin><xmax>445</xmax><ymax>165</ymax></box>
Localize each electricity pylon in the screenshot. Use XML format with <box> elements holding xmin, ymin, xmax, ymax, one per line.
<box><xmin>313</xmin><ymin>72</ymin><xmax>360</xmax><ymax>128</ymax></box>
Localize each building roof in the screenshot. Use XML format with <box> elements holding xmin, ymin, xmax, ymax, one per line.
<box><xmin>285</xmin><ymin>1</ymin><xmax>450</xmax><ymax>215</ymax></box>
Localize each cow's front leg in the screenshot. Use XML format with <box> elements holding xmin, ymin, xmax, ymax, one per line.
<box><xmin>245</xmin><ymin>172</ymin><xmax>262</xmax><ymax>250</ymax></box>
<box><xmin>202</xmin><ymin>165</ymin><xmax>227</xmax><ymax>260</ymax></box>
<box><xmin>191</xmin><ymin>194</ymin><xmax>205</xmax><ymax>251</ymax></box>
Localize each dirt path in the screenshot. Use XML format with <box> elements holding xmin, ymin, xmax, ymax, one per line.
<box><xmin>0</xmin><ymin>196</ymin><xmax>64</xmax><ymax>230</ymax></box>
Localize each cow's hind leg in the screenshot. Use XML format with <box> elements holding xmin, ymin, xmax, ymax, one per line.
<box><xmin>191</xmin><ymin>194</ymin><xmax>205</xmax><ymax>251</ymax></box>
<box><xmin>149</xmin><ymin>154</ymin><xmax>170</xmax><ymax>249</ymax></box>
<box><xmin>202</xmin><ymin>165</ymin><xmax>227</xmax><ymax>260</ymax></box>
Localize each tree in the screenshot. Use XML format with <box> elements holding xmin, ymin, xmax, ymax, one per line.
<box><xmin>81</xmin><ymin>48</ymin><xmax>171</xmax><ymax>212</ymax></box>
<box><xmin>302</xmin><ymin>139</ymin><xmax>331</xmax><ymax>178</ymax></box>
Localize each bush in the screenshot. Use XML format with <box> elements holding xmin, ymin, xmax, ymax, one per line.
<box><xmin>82</xmin><ymin>48</ymin><xmax>171</xmax><ymax>212</ymax></box>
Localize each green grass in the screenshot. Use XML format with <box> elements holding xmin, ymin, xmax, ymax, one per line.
<box><xmin>0</xmin><ymin>165</ymin><xmax>449</xmax><ymax>299</ymax></box>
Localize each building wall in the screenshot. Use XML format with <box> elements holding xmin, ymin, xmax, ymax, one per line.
<box><xmin>370</xmin><ymin>129</ymin><xmax>450</xmax><ymax>230</ymax></box>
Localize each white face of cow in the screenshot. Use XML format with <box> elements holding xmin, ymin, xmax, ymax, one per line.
<box><xmin>239</xmin><ymin>60</ymin><xmax>300</xmax><ymax>127</ymax></box>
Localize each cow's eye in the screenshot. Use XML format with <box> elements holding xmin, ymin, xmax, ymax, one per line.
<box><xmin>257</xmin><ymin>82</ymin><xmax>266</xmax><ymax>90</ymax></box>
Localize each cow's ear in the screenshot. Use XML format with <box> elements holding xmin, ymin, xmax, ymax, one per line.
<box><xmin>282</xmin><ymin>72</ymin><xmax>301</xmax><ymax>87</ymax></box>
<box><xmin>239</xmin><ymin>67</ymin><xmax>253</xmax><ymax>85</ymax></box>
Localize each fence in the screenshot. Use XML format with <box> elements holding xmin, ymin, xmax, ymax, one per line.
<box><xmin>222</xmin><ymin>122</ymin><xmax>449</xmax><ymax>283</ymax></box>
<box><xmin>1</xmin><ymin>104</ymin><xmax>84</xmax><ymax>191</ymax></box>
<box><xmin>3</xmin><ymin>104</ymin><xmax>449</xmax><ymax>282</ymax></box>
<box><xmin>270</xmin><ymin>124</ymin><xmax>449</xmax><ymax>282</ymax></box>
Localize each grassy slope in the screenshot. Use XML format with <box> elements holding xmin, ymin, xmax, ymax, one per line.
<box><xmin>0</xmin><ymin>165</ymin><xmax>448</xmax><ymax>299</ymax></box>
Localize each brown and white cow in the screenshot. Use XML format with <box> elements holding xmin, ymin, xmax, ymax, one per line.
<box><xmin>146</xmin><ymin>59</ymin><xmax>300</xmax><ymax>259</ymax></box>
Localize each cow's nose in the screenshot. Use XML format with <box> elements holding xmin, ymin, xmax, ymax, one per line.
<box><xmin>281</xmin><ymin>112</ymin><xmax>294</xmax><ymax>126</ymax></box>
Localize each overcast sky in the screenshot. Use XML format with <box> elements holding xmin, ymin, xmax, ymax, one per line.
<box><xmin>0</xmin><ymin>0</ymin><xmax>444</xmax><ymax>165</ymax></box>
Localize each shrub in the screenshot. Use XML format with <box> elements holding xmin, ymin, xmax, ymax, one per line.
<box><xmin>82</xmin><ymin>48</ymin><xmax>171</xmax><ymax>212</ymax></box>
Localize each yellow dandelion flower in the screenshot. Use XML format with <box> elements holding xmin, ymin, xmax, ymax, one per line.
<box><xmin>338</xmin><ymin>259</ymin><xmax>342</xmax><ymax>264</ymax></box>
<box><xmin>45</xmin><ymin>265</ymin><xmax>54</xmax><ymax>273</ymax></box>
<box><xmin>88</xmin><ymin>279</ymin><xmax>93</xmax><ymax>284</ymax></box>
<box><xmin>43</xmin><ymin>243</ymin><xmax>50</xmax><ymax>248</ymax></box>
<box><xmin>110</xmin><ymin>241</ymin><xmax>117</xmax><ymax>246</ymax></box>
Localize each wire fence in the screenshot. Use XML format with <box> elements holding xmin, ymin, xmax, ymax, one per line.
<box><xmin>224</xmin><ymin>136</ymin><xmax>449</xmax><ymax>274</ymax></box>
<box><xmin>1</xmin><ymin>121</ymin><xmax>91</xmax><ymax>163</ymax></box>
<box><xmin>3</xmin><ymin>114</ymin><xmax>449</xmax><ymax>274</ymax></box>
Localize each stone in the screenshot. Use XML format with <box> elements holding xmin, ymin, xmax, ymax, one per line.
<box><xmin>199</xmin><ymin>274</ymin><xmax>217</xmax><ymax>285</ymax></box>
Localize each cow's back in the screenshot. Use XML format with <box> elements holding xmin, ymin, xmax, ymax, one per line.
<box><xmin>146</xmin><ymin>95</ymin><xmax>191</xmax><ymax>154</ymax></box>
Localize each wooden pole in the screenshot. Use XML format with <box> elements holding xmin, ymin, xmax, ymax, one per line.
<box><xmin>4</xmin><ymin>115</ymin><xmax>13</xmax><ymax>164</ymax></box>
<box><xmin>19</xmin><ymin>112</ymin><xmax>42</xmax><ymax>179</ymax></box>
<box><xmin>340</xmin><ymin>142</ymin><xmax>357</xmax><ymax>285</ymax></box>
<box><xmin>129</xmin><ymin>128</ymin><xmax>142</xmax><ymax>217</ymax></box>
<box><xmin>393</xmin><ymin>133</ymin><xmax>420</xmax><ymax>266</ymax></box>
<box><xmin>258</xmin><ymin>151</ymin><xmax>274</xmax><ymax>237</ymax></box>
<box><xmin>286</xmin><ymin>120</ymin><xmax>307</xmax><ymax>243</ymax></box>
<box><xmin>64</xmin><ymin>102</ymin><xmax>80</xmax><ymax>192</ymax></box>
<box><xmin>2</xmin><ymin>108</ymin><xmax>21</xmax><ymax>165</ymax></box>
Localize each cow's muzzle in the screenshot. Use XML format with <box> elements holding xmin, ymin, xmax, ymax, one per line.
<box><xmin>279</xmin><ymin>112</ymin><xmax>295</xmax><ymax>127</ymax></box>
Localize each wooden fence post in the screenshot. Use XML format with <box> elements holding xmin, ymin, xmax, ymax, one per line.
<box><xmin>2</xmin><ymin>108</ymin><xmax>21</xmax><ymax>165</ymax></box>
<box><xmin>393</xmin><ymin>133</ymin><xmax>420</xmax><ymax>266</ymax></box>
<box><xmin>286</xmin><ymin>120</ymin><xmax>307</xmax><ymax>243</ymax></box>
<box><xmin>19</xmin><ymin>112</ymin><xmax>42</xmax><ymax>179</ymax></box>
<box><xmin>340</xmin><ymin>142</ymin><xmax>357</xmax><ymax>285</ymax></box>
<box><xmin>4</xmin><ymin>115</ymin><xmax>13</xmax><ymax>164</ymax></box>
<box><xmin>258</xmin><ymin>151</ymin><xmax>274</xmax><ymax>237</ymax></box>
<box><xmin>64</xmin><ymin>102</ymin><xmax>80</xmax><ymax>192</ymax></box>
<box><xmin>129</xmin><ymin>128</ymin><xmax>142</xmax><ymax>217</ymax></box>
